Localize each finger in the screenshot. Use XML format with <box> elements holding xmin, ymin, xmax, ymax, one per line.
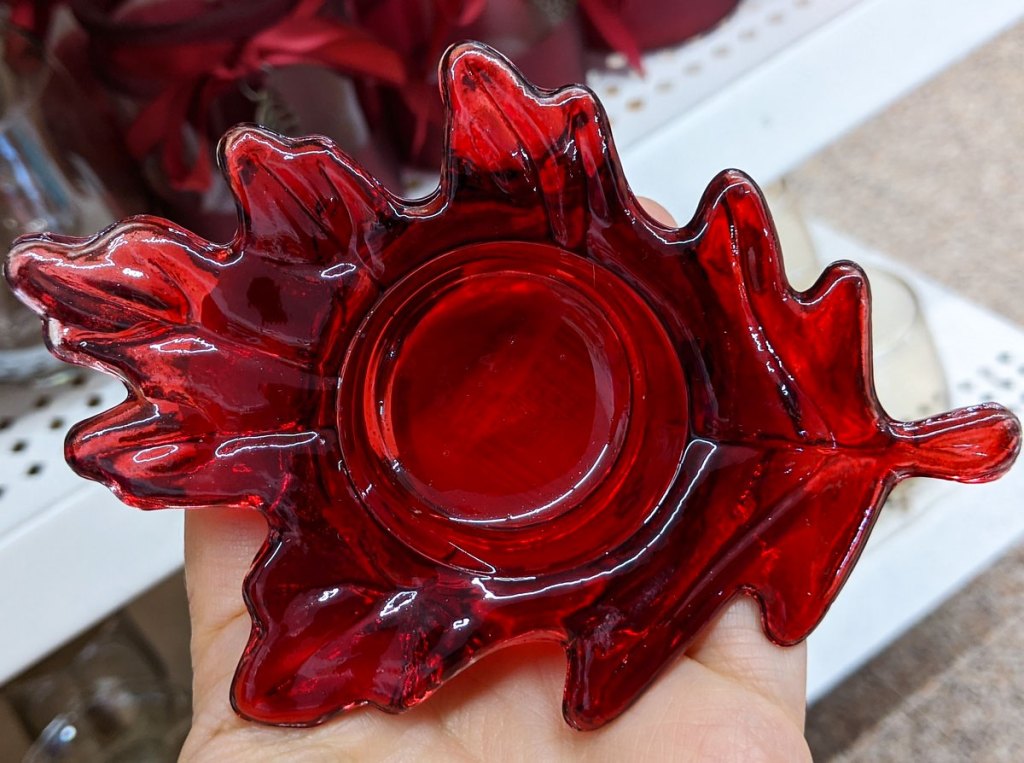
<box><xmin>184</xmin><ymin>507</ymin><xmax>267</xmax><ymax>704</ymax></box>
<box><xmin>638</xmin><ymin>196</ymin><xmax>675</xmax><ymax>226</ymax></box>
<box><xmin>688</xmin><ymin>595</ymin><xmax>808</xmax><ymax>729</ymax></box>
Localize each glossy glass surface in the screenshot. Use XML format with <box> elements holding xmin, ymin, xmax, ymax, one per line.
<box><xmin>5</xmin><ymin>43</ymin><xmax>1021</xmax><ymax>730</ymax></box>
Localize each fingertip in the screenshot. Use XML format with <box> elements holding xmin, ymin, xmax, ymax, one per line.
<box><xmin>638</xmin><ymin>197</ymin><xmax>677</xmax><ymax>227</ymax></box>
<box><xmin>185</xmin><ymin>507</ymin><xmax>268</xmax><ymax>567</ymax></box>
<box><xmin>689</xmin><ymin>595</ymin><xmax>808</xmax><ymax>730</ymax></box>
<box><xmin>184</xmin><ymin>508</ymin><xmax>267</xmax><ymax>628</ymax></box>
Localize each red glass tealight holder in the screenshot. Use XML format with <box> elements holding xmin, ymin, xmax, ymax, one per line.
<box><xmin>5</xmin><ymin>43</ymin><xmax>1020</xmax><ymax>730</ymax></box>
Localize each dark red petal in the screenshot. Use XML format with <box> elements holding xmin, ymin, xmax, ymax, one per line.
<box><xmin>676</xmin><ymin>172</ymin><xmax>880</xmax><ymax>443</ymax></box>
<box><xmin>6</xmin><ymin>223</ymin><xmax>220</xmax><ymax>332</ymax></box>
<box><xmin>68</xmin><ymin>399</ymin><xmax>329</xmax><ymax>510</ymax></box>
<box><xmin>439</xmin><ymin>43</ymin><xmax>625</xmax><ymax>251</ymax></box>
<box><xmin>67</xmin><ymin>328</ymin><xmax>323</xmax><ymax>425</ymax></box>
<box><xmin>219</xmin><ymin>126</ymin><xmax>399</xmax><ymax>275</ymax></box>
<box><xmin>234</xmin><ymin>526</ymin><xmax>483</xmax><ymax>724</ymax></box>
<box><xmin>739</xmin><ymin>451</ymin><xmax>893</xmax><ymax>645</ymax></box>
<box><xmin>559</xmin><ymin>443</ymin><xmax>843</xmax><ymax>727</ymax></box>
<box><xmin>891</xmin><ymin>404</ymin><xmax>1022</xmax><ymax>482</ymax></box>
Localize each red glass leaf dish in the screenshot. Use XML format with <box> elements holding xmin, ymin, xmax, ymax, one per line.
<box><xmin>5</xmin><ymin>42</ymin><xmax>1020</xmax><ymax>730</ymax></box>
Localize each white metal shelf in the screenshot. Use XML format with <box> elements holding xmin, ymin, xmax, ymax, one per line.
<box><xmin>588</xmin><ymin>0</ymin><xmax>864</xmax><ymax>150</ymax></box>
<box><xmin>0</xmin><ymin>373</ymin><xmax>181</xmax><ymax>686</ymax></box>
<box><xmin>1</xmin><ymin>0</ymin><xmax>1022</xmax><ymax>684</ymax></box>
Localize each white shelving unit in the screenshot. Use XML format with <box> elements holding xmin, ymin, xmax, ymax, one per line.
<box><xmin>1</xmin><ymin>0</ymin><xmax>1022</xmax><ymax>688</ymax></box>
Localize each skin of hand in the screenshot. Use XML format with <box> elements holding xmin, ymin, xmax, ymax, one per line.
<box><xmin>179</xmin><ymin>200</ymin><xmax>813</xmax><ymax>763</ymax></box>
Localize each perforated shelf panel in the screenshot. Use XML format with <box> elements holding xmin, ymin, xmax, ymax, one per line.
<box><xmin>1</xmin><ymin>0</ymin><xmax>1022</xmax><ymax>686</ymax></box>
<box><xmin>0</xmin><ymin>373</ymin><xmax>182</xmax><ymax>686</ymax></box>
<box><xmin>0</xmin><ymin>372</ymin><xmax>120</xmax><ymax>538</ymax></box>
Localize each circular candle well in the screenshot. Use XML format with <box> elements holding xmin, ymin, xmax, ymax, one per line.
<box><xmin>339</xmin><ymin>242</ymin><xmax>688</xmax><ymax>574</ymax></box>
<box><xmin>384</xmin><ymin>270</ymin><xmax>629</xmax><ymax>524</ymax></box>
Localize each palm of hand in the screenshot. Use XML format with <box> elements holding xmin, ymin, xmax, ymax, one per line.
<box><xmin>180</xmin><ymin>509</ymin><xmax>811</xmax><ymax>762</ymax></box>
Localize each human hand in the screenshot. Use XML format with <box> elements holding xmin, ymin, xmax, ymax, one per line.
<box><xmin>179</xmin><ymin>199</ymin><xmax>812</xmax><ymax>763</ymax></box>
<box><xmin>180</xmin><ymin>508</ymin><xmax>810</xmax><ymax>762</ymax></box>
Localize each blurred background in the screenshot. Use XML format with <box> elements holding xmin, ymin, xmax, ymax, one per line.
<box><xmin>0</xmin><ymin>1</ymin><xmax>1021</xmax><ymax>760</ymax></box>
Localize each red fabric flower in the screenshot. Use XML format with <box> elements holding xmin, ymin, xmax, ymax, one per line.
<box><xmin>74</xmin><ymin>0</ymin><xmax>406</xmax><ymax>192</ymax></box>
<box><xmin>3</xmin><ymin>0</ymin><xmax>65</xmax><ymax>41</ymax></box>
